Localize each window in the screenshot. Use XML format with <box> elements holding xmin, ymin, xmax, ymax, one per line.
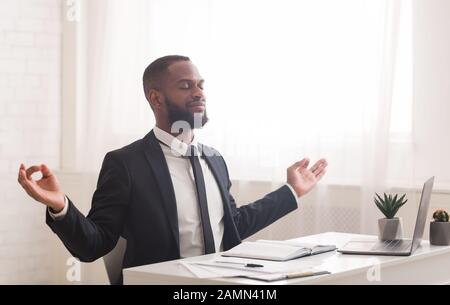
<box><xmin>73</xmin><ymin>0</ymin><xmax>413</xmax><ymax>185</ymax></box>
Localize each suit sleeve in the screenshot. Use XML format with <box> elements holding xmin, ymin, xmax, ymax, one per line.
<box><xmin>46</xmin><ymin>151</ymin><xmax>131</xmax><ymax>262</ymax></box>
<box><xmin>219</xmin><ymin>156</ymin><xmax>298</xmax><ymax>240</ymax></box>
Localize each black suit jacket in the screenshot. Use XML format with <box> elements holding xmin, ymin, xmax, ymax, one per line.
<box><xmin>46</xmin><ymin>130</ymin><xmax>298</xmax><ymax>275</ymax></box>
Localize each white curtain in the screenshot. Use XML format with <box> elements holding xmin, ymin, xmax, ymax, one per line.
<box><xmin>73</xmin><ymin>0</ymin><xmax>417</xmax><ymax>236</ymax></box>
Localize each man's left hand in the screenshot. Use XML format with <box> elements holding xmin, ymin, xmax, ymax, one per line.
<box><xmin>287</xmin><ymin>158</ymin><xmax>328</xmax><ymax>198</ymax></box>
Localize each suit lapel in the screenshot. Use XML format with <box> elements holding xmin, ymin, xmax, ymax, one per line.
<box><xmin>200</xmin><ymin>145</ymin><xmax>234</xmax><ymax>223</ymax></box>
<box><xmin>201</xmin><ymin>144</ymin><xmax>241</xmax><ymax>249</ymax></box>
<box><xmin>142</xmin><ymin>130</ymin><xmax>180</xmax><ymax>250</ymax></box>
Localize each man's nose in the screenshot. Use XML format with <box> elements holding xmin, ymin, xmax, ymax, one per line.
<box><xmin>192</xmin><ymin>86</ymin><xmax>205</xmax><ymax>100</ymax></box>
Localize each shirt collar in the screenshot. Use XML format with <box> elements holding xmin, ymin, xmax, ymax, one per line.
<box><xmin>153</xmin><ymin>126</ymin><xmax>198</xmax><ymax>157</ymax></box>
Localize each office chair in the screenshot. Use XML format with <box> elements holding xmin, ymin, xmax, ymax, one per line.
<box><xmin>103</xmin><ymin>237</ymin><xmax>127</xmax><ymax>285</ymax></box>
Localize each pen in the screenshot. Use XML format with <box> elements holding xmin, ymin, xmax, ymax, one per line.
<box><xmin>245</xmin><ymin>263</ymin><xmax>264</xmax><ymax>268</ymax></box>
<box><xmin>214</xmin><ymin>261</ymin><xmax>264</xmax><ymax>268</ymax></box>
<box><xmin>286</xmin><ymin>270</ymin><xmax>330</xmax><ymax>279</ymax></box>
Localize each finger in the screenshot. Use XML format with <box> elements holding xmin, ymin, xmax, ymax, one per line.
<box><xmin>288</xmin><ymin>158</ymin><xmax>309</xmax><ymax>171</ymax></box>
<box><xmin>19</xmin><ymin>168</ymin><xmax>33</xmax><ymax>186</ymax></box>
<box><xmin>314</xmin><ymin>166</ymin><xmax>326</xmax><ymax>177</ymax></box>
<box><xmin>25</xmin><ymin>165</ymin><xmax>42</xmax><ymax>180</ymax></box>
<box><xmin>18</xmin><ymin>165</ymin><xmax>22</xmax><ymax>182</ymax></box>
<box><xmin>18</xmin><ymin>174</ymin><xmax>40</xmax><ymax>199</ymax></box>
<box><xmin>310</xmin><ymin>159</ymin><xmax>328</xmax><ymax>173</ymax></box>
<box><xmin>311</xmin><ymin>162</ymin><xmax>327</xmax><ymax>175</ymax></box>
<box><xmin>300</xmin><ymin>167</ymin><xmax>316</xmax><ymax>180</ymax></box>
<box><xmin>17</xmin><ymin>167</ymin><xmax>37</xmax><ymax>193</ymax></box>
<box><xmin>316</xmin><ymin>169</ymin><xmax>327</xmax><ymax>180</ymax></box>
<box><xmin>310</xmin><ymin>162</ymin><xmax>322</xmax><ymax>174</ymax></box>
<box><xmin>18</xmin><ymin>166</ymin><xmax>29</xmax><ymax>183</ymax></box>
<box><xmin>18</xmin><ymin>163</ymin><xmax>26</xmax><ymax>178</ymax></box>
<box><xmin>300</xmin><ymin>158</ymin><xmax>310</xmax><ymax>169</ymax></box>
<box><xmin>41</xmin><ymin>164</ymin><xmax>52</xmax><ymax>178</ymax></box>
<box><xmin>20</xmin><ymin>179</ymin><xmax>34</xmax><ymax>195</ymax></box>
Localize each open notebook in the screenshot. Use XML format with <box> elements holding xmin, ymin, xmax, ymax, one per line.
<box><xmin>222</xmin><ymin>239</ymin><xmax>336</xmax><ymax>261</ymax></box>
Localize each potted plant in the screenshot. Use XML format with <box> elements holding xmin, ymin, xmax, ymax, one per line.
<box><xmin>430</xmin><ymin>209</ymin><xmax>450</xmax><ymax>246</ymax></box>
<box><xmin>374</xmin><ymin>193</ymin><xmax>408</xmax><ymax>241</ymax></box>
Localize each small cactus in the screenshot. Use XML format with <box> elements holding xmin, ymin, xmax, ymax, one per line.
<box><xmin>432</xmin><ymin>209</ymin><xmax>449</xmax><ymax>222</ymax></box>
<box><xmin>374</xmin><ymin>193</ymin><xmax>408</xmax><ymax>219</ymax></box>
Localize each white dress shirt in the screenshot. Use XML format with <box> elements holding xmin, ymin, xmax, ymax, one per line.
<box><xmin>49</xmin><ymin>127</ymin><xmax>300</xmax><ymax>258</ymax></box>
<box><xmin>153</xmin><ymin>126</ymin><xmax>225</xmax><ymax>257</ymax></box>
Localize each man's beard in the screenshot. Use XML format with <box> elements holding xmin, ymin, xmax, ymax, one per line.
<box><xmin>166</xmin><ymin>98</ymin><xmax>209</xmax><ymax>130</ymax></box>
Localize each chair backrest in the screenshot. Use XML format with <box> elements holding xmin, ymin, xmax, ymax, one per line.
<box><xmin>103</xmin><ymin>237</ymin><xmax>127</xmax><ymax>285</ymax></box>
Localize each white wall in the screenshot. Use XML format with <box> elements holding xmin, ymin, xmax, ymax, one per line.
<box><xmin>413</xmin><ymin>0</ymin><xmax>450</xmax><ymax>189</ymax></box>
<box><xmin>0</xmin><ymin>0</ymin><xmax>62</xmax><ymax>284</ymax></box>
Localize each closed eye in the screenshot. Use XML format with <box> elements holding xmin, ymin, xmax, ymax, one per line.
<box><xmin>177</xmin><ymin>80</ymin><xmax>204</xmax><ymax>90</ymax></box>
<box><xmin>179</xmin><ymin>82</ymin><xmax>190</xmax><ymax>89</ymax></box>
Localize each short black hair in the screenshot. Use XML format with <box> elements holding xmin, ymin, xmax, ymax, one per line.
<box><xmin>142</xmin><ymin>55</ymin><xmax>191</xmax><ymax>97</ymax></box>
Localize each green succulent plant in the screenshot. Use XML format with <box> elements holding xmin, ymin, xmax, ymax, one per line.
<box><xmin>374</xmin><ymin>193</ymin><xmax>408</xmax><ymax>219</ymax></box>
<box><xmin>432</xmin><ymin>209</ymin><xmax>449</xmax><ymax>222</ymax></box>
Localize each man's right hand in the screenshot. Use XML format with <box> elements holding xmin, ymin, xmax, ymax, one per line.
<box><xmin>17</xmin><ymin>163</ymin><xmax>65</xmax><ymax>213</ymax></box>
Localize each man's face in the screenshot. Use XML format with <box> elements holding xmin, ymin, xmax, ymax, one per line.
<box><xmin>160</xmin><ymin>61</ymin><xmax>208</xmax><ymax>129</ymax></box>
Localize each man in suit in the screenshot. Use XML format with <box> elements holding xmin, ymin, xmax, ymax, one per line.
<box><xmin>17</xmin><ymin>55</ymin><xmax>328</xmax><ymax>283</ymax></box>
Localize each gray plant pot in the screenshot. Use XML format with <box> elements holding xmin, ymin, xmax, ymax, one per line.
<box><xmin>430</xmin><ymin>222</ymin><xmax>450</xmax><ymax>246</ymax></box>
<box><xmin>378</xmin><ymin>217</ymin><xmax>403</xmax><ymax>241</ymax></box>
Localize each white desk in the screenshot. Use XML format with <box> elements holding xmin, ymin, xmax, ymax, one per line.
<box><xmin>123</xmin><ymin>232</ymin><xmax>450</xmax><ymax>285</ymax></box>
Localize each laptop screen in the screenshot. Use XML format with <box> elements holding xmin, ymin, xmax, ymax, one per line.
<box><xmin>411</xmin><ymin>177</ymin><xmax>434</xmax><ymax>251</ymax></box>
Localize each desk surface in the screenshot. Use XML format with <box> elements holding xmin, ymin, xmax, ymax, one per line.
<box><xmin>123</xmin><ymin>232</ymin><xmax>450</xmax><ymax>285</ymax></box>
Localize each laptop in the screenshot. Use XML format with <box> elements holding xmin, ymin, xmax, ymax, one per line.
<box><xmin>338</xmin><ymin>176</ymin><xmax>434</xmax><ymax>256</ymax></box>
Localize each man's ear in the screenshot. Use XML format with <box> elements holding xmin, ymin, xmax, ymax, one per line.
<box><xmin>148</xmin><ymin>89</ymin><xmax>163</xmax><ymax>109</ymax></box>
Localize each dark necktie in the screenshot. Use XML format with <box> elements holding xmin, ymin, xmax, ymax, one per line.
<box><xmin>188</xmin><ymin>145</ymin><xmax>215</xmax><ymax>254</ymax></box>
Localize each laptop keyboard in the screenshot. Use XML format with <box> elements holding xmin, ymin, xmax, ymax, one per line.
<box><xmin>372</xmin><ymin>239</ymin><xmax>412</xmax><ymax>252</ymax></box>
